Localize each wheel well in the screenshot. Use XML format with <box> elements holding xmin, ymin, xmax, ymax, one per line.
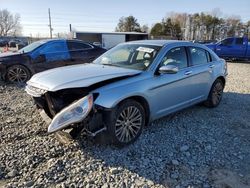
<box><xmin>118</xmin><ymin>96</ymin><xmax>150</xmax><ymax>126</ymax></box>
<box><xmin>216</xmin><ymin>76</ymin><xmax>225</xmax><ymax>86</ymax></box>
<box><xmin>6</xmin><ymin>64</ymin><xmax>32</xmax><ymax>79</ymax></box>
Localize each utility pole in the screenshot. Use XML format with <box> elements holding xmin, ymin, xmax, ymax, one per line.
<box><xmin>69</xmin><ymin>24</ymin><xmax>72</xmax><ymax>32</ymax></box>
<box><xmin>48</xmin><ymin>8</ymin><xmax>52</xmax><ymax>38</ymax></box>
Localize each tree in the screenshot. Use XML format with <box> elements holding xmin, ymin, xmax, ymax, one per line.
<box><xmin>141</xmin><ymin>24</ymin><xmax>149</xmax><ymax>33</ymax></box>
<box><xmin>247</xmin><ymin>20</ymin><xmax>250</xmax><ymax>38</ymax></box>
<box><xmin>173</xmin><ymin>22</ymin><xmax>182</xmax><ymax>39</ymax></box>
<box><xmin>150</xmin><ymin>23</ymin><xmax>163</xmax><ymax>36</ymax></box>
<box><xmin>0</xmin><ymin>9</ymin><xmax>22</xmax><ymax>36</ymax></box>
<box><xmin>224</xmin><ymin>16</ymin><xmax>241</xmax><ymax>37</ymax></box>
<box><xmin>162</xmin><ymin>18</ymin><xmax>173</xmax><ymax>37</ymax></box>
<box><xmin>150</xmin><ymin>10</ymin><xmax>246</xmax><ymax>40</ymax></box>
<box><xmin>115</xmin><ymin>16</ymin><xmax>141</xmax><ymax>32</ymax></box>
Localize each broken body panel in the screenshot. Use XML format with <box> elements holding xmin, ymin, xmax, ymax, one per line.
<box><xmin>26</xmin><ymin>63</ymin><xmax>142</xmax><ymax>136</ymax></box>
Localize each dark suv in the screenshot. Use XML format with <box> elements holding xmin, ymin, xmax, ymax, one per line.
<box><xmin>0</xmin><ymin>39</ymin><xmax>106</xmax><ymax>83</ymax></box>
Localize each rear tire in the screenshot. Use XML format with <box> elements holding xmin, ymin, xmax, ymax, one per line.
<box><xmin>105</xmin><ymin>99</ymin><xmax>145</xmax><ymax>147</ymax></box>
<box><xmin>6</xmin><ymin>65</ymin><xmax>31</xmax><ymax>84</ymax></box>
<box><xmin>204</xmin><ymin>79</ymin><xmax>224</xmax><ymax>108</ymax></box>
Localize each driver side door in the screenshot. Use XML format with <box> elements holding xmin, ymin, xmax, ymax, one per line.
<box><xmin>150</xmin><ymin>46</ymin><xmax>194</xmax><ymax>118</ymax></box>
<box><xmin>216</xmin><ymin>38</ymin><xmax>234</xmax><ymax>57</ymax></box>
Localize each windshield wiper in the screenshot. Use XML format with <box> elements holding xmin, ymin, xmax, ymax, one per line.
<box><xmin>101</xmin><ymin>63</ymin><xmax>120</xmax><ymax>67</ymax></box>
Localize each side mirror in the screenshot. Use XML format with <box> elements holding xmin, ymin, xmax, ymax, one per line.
<box><xmin>33</xmin><ymin>54</ymin><xmax>46</xmax><ymax>63</ymax></box>
<box><xmin>159</xmin><ymin>65</ymin><xmax>179</xmax><ymax>74</ymax></box>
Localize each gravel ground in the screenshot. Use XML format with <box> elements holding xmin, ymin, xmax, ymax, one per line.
<box><xmin>0</xmin><ymin>62</ymin><xmax>250</xmax><ymax>188</ymax></box>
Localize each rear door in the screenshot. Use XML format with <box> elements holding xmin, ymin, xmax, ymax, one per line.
<box><xmin>31</xmin><ymin>41</ymin><xmax>70</xmax><ymax>73</ymax></box>
<box><xmin>231</xmin><ymin>38</ymin><xmax>247</xmax><ymax>58</ymax></box>
<box><xmin>187</xmin><ymin>46</ymin><xmax>214</xmax><ymax>99</ymax></box>
<box><xmin>67</xmin><ymin>41</ymin><xmax>98</xmax><ymax>65</ymax></box>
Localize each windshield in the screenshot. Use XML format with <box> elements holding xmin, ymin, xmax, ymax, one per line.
<box><xmin>93</xmin><ymin>43</ymin><xmax>161</xmax><ymax>71</ymax></box>
<box><xmin>18</xmin><ymin>40</ymin><xmax>46</xmax><ymax>53</ymax></box>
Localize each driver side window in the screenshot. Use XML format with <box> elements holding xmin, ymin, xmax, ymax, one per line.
<box><xmin>161</xmin><ymin>47</ymin><xmax>188</xmax><ymax>69</ymax></box>
<box><xmin>36</xmin><ymin>41</ymin><xmax>69</xmax><ymax>62</ymax></box>
<box><xmin>39</xmin><ymin>42</ymin><xmax>66</xmax><ymax>54</ymax></box>
<box><xmin>221</xmin><ymin>38</ymin><xmax>233</xmax><ymax>46</ymax></box>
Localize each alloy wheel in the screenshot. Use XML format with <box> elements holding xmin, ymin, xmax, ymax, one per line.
<box><xmin>212</xmin><ymin>82</ymin><xmax>223</xmax><ymax>105</ymax></box>
<box><xmin>115</xmin><ymin>106</ymin><xmax>142</xmax><ymax>143</ymax></box>
<box><xmin>7</xmin><ymin>66</ymin><xmax>28</xmax><ymax>83</ymax></box>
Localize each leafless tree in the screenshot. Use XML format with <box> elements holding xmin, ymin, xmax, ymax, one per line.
<box><xmin>0</xmin><ymin>9</ymin><xmax>22</xmax><ymax>36</ymax></box>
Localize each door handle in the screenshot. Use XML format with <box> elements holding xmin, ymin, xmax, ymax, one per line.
<box><xmin>185</xmin><ymin>71</ymin><xmax>192</xmax><ymax>75</ymax></box>
<box><xmin>209</xmin><ymin>64</ymin><xmax>215</xmax><ymax>68</ymax></box>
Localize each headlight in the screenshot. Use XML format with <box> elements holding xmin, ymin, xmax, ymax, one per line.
<box><xmin>48</xmin><ymin>94</ymin><xmax>93</xmax><ymax>133</ymax></box>
<box><xmin>25</xmin><ymin>84</ymin><xmax>47</xmax><ymax>97</ymax></box>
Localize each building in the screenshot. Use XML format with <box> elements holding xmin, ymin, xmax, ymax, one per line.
<box><xmin>73</xmin><ymin>31</ymin><xmax>148</xmax><ymax>49</ymax></box>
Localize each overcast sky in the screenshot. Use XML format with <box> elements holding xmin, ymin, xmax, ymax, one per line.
<box><xmin>1</xmin><ymin>0</ymin><xmax>250</xmax><ymax>37</ymax></box>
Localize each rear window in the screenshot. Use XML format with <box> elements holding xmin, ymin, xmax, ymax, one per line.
<box><xmin>221</xmin><ymin>38</ymin><xmax>233</xmax><ymax>46</ymax></box>
<box><xmin>189</xmin><ymin>47</ymin><xmax>208</xmax><ymax>65</ymax></box>
<box><xmin>67</xmin><ymin>41</ymin><xmax>93</xmax><ymax>50</ymax></box>
<box><xmin>235</xmin><ymin>38</ymin><xmax>243</xmax><ymax>45</ymax></box>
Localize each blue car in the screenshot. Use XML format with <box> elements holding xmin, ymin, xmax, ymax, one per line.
<box><xmin>26</xmin><ymin>40</ymin><xmax>227</xmax><ymax>146</ymax></box>
<box><xmin>0</xmin><ymin>39</ymin><xmax>106</xmax><ymax>83</ymax></box>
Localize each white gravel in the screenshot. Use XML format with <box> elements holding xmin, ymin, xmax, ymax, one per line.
<box><xmin>0</xmin><ymin>62</ymin><xmax>250</xmax><ymax>188</ymax></box>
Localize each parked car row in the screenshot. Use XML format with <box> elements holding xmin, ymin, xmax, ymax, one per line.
<box><xmin>25</xmin><ymin>40</ymin><xmax>227</xmax><ymax>146</ymax></box>
<box><xmin>0</xmin><ymin>39</ymin><xmax>106</xmax><ymax>83</ymax></box>
<box><xmin>0</xmin><ymin>38</ymin><xmax>28</xmax><ymax>48</ymax></box>
<box><xmin>0</xmin><ymin>39</ymin><xmax>9</xmax><ymax>47</ymax></box>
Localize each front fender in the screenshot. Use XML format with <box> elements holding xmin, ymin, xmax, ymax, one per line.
<box><xmin>94</xmin><ymin>88</ymin><xmax>150</xmax><ymax>109</ymax></box>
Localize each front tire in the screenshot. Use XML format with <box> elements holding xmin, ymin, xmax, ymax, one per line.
<box><xmin>106</xmin><ymin>99</ymin><xmax>145</xmax><ymax>147</ymax></box>
<box><xmin>6</xmin><ymin>65</ymin><xmax>31</xmax><ymax>84</ymax></box>
<box><xmin>204</xmin><ymin>79</ymin><xmax>224</xmax><ymax>107</ymax></box>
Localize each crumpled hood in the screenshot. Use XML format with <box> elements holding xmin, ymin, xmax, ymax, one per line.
<box><xmin>27</xmin><ymin>63</ymin><xmax>141</xmax><ymax>91</ymax></box>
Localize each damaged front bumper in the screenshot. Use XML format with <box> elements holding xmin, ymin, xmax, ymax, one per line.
<box><xmin>46</xmin><ymin>94</ymin><xmax>94</xmax><ymax>133</ymax></box>
<box><xmin>26</xmin><ymin>84</ymin><xmax>107</xmax><ymax>137</ymax></box>
<box><xmin>38</xmin><ymin>99</ymin><xmax>106</xmax><ymax>138</ymax></box>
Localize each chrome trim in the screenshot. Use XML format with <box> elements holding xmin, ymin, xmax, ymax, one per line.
<box><xmin>184</xmin><ymin>71</ymin><xmax>192</xmax><ymax>75</ymax></box>
<box><xmin>209</xmin><ymin>64</ymin><xmax>215</xmax><ymax>68</ymax></box>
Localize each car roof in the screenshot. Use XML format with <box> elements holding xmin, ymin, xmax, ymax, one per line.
<box><xmin>126</xmin><ymin>40</ymin><xmax>193</xmax><ymax>47</ymax></box>
<box><xmin>39</xmin><ymin>39</ymin><xmax>86</xmax><ymax>43</ymax></box>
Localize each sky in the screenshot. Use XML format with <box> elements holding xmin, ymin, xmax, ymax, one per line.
<box><xmin>1</xmin><ymin>0</ymin><xmax>250</xmax><ymax>37</ymax></box>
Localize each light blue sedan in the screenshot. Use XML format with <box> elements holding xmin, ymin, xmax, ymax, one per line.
<box><xmin>26</xmin><ymin>40</ymin><xmax>227</xmax><ymax>146</ymax></box>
